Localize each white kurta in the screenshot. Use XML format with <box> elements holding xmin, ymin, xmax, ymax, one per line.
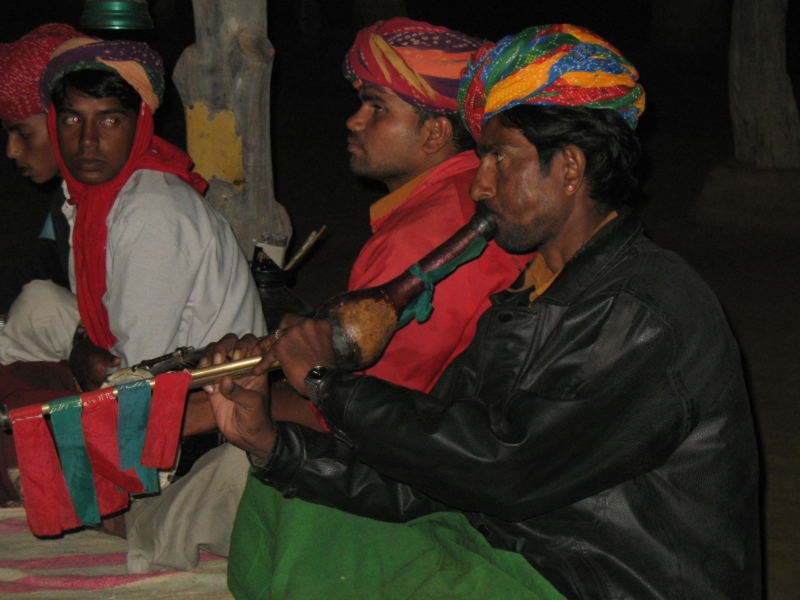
<box><xmin>64</xmin><ymin>169</ymin><xmax>266</xmax><ymax>366</ymax></box>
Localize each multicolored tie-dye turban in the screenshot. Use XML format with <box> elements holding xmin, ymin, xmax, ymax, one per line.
<box><xmin>343</xmin><ymin>17</ymin><xmax>484</xmax><ymax>115</ymax></box>
<box><xmin>458</xmin><ymin>24</ymin><xmax>645</xmax><ymax>139</ymax></box>
<box><xmin>0</xmin><ymin>24</ymin><xmax>82</xmax><ymax>121</ymax></box>
<box><xmin>39</xmin><ymin>38</ymin><xmax>165</xmax><ymax>113</ymax></box>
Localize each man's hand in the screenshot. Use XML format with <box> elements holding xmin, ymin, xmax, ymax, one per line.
<box><xmin>201</xmin><ymin>337</ymin><xmax>276</xmax><ymax>459</ymax></box>
<box><xmin>261</xmin><ymin>315</ymin><xmax>337</xmax><ymax>395</ymax></box>
<box><xmin>197</xmin><ymin>317</ymin><xmax>337</xmax><ymax>454</ymax></box>
<box><xmin>200</xmin><ymin>316</ymin><xmax>338</xmax><ymax>396</ymax></box>
<box><xmin>69</xmin><ymin>337</ymin><xmax>121</xmax><ymax>391</ymax></box>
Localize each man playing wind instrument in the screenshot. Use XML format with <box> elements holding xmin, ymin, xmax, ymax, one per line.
<box><xmin>205</xmin><ymin>24</ymin><xmax>760</xmax><ymax>599</ymax></box>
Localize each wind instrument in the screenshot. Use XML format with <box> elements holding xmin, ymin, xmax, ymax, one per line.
<box><xmin>0</xmin><ymin>212</ymin><xmax>496</xmax><ymax>432</ymax></box>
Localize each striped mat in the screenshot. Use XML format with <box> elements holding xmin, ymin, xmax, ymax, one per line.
<box><xmin>0</xmin><ymin>506</ymin><xmax>232</xmax><ymax>599</ymax></box>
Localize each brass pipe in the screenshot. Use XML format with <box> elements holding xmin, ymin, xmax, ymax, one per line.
<box><xmin>187</xmin><ymin>356</ymin><xmax>279</xmax><ymax>389</ymax></box>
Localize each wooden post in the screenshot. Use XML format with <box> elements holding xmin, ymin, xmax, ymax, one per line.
<box><xmin>173</xmin><ymin>0</ymin><xmax>290</xmax><ymax>259</ymax></box>
<box><xmin>691</xmin><ymin>0</ymin><xmax>800</xmax><ymax>228</ymax></box>
<box><xmin>729</xmin><ymin>0</ymin><xmax>800</xmax><ymax>169</ymax></box>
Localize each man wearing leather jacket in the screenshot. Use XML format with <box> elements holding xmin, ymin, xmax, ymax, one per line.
<box><xmin>203</xmin><ymin>25</ymin><xmax>761</xmax><ymax>600</ymax></box>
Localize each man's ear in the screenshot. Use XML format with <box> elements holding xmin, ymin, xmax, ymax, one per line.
<box><xmin>420</xmin><ymin>116</ymin><xmax>453</xmax><ymax>155</ymax></box>
<box><xmin>561</xmin><ymin>144</ymin><xmax>587</xmax><ymax>195</ymax></box>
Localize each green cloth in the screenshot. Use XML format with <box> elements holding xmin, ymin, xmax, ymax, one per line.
<box><xmin>228</xmin><ymin>474</ymin><xmax>565</xmax><ymax>600</ymax></box>
<box><xmin>48</xmin><ymin>395</ymin><xmax>100</xmax><ymax>525</ymax></box>
<box><xmin>117</xmin><ymin>380</ymin><xmax>159</xmax><ymax>494</ymax></box>
<box><xmin>397</xmin><ymin>237</ymin><xmax>488</xmax><ymax>328</ymax></box>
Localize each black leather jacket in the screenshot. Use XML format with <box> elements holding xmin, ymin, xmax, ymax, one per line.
<box><xmin>255</xmin><ymin>216</ymin><xmax>761</xmax><ymax>599</ymax></box>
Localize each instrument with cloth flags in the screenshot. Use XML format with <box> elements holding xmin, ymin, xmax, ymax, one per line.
<box><xmin>0</xmin><ymin>212</ymin><xmax>496</xmax><ymax>536</ymax></box>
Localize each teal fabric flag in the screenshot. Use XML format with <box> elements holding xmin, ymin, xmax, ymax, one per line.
<box><xmin>117</xmin><ymin>380</ymin><xmax>159</xmax><ymax>494</ymax></box>
<box><xmin>49</xmin><ymin>396</ymin><xmax>101</xmax><ymax>526</ymax></box>
<box><xmin>397</xmin><ymin>237</ymin><xmax>489</xmax><ymax>328</ymax></box>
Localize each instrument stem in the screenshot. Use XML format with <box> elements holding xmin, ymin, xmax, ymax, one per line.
<box><xmin>2</xmin><ymin>354</ymin><xmax>280</xmax><ymax>432</ymax></box>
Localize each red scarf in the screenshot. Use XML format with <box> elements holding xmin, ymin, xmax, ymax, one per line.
<box><xmin>47</xmin><ymin>102</ymin><xmax>207</xmax><ymax>351</ymax></box>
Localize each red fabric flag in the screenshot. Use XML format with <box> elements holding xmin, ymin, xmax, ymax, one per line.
<box><xmin>141</xmin><ymin>371</ymin><xmax>191</xmax><ymax>469</ymax></box>
<box><xmin>79</xmin><ymin>390</ymin><xmax>131</xmax><ymax>515</ymax></box>
<box><xmin>0</xmin><ymin>361</ymin><xmax>75</xmax><ymax>503</ymax></box>
<box><xmin>9</xmin><ymin>404</ymin><xmax>80</xmax><ymax>536</ymax></box>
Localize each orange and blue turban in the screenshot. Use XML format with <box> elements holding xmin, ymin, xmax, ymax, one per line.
<box><xmin>39</xmin><ymin>37</ymin><xmax>165</xmax><ymax>113</ymax></box>
<box><xmin>458</xmin><ymin>24</ymin><xmax>645</xmax><ymax>139</ymax></box>
<box><xmin>343</xmin><ymin>17</ymin><xmax>484</xmax><ymax>115</ymax></box>
<box><xmin>0</xmin><ymin>24</ymin><xmax>83</xmax><ymax>121</ymax></box>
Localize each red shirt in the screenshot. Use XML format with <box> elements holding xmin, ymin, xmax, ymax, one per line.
<box><xmin>349</xmin><ymin>152</ymin><xmax>532</xmax><ymax>393</ymax></box>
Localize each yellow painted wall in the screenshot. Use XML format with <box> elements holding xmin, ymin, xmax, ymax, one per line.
<box><xmin>185</xmin><ymin>102</ymin><xmax>245</xmax><ymax>186</ymax></box>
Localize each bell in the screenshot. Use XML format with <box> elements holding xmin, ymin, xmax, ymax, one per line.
<box><xmin>79</xmin><ymin>0</ymin><xmax>155</xmax><ymax>30</ymax></box>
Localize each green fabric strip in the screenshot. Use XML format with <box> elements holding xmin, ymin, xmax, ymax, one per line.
<box><xmin>396</xmin><ymin>263</ymin><xmax>434</xmax><ymax>328</ymax></box>
<box><xmin>49</xmin><ymin>396</ymin><xmax>101</xmax><ymax>525</ymax></box>
<box><xmin>228</xmin><ymin>474</ymin><xmax>565</xmax><ymax>600</ymax></box>
<box><xmin>397</xmin><ymin>237</ymin><xmax>488</xmax><ymax>328</ymax></box>
<box><xmin>117</xmin><ymin>380</ymin><xmax>159</xmax><ymax>494</ymax></box>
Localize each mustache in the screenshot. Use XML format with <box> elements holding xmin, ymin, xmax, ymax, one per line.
<box><xmin>347</xmin><ymin>134</ymin><xmax>362</xmax><ymax>147</ymax></box>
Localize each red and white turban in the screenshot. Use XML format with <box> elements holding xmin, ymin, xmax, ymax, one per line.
<box><xmin>0</xmin><ymin>24</ymin><xmax>82</xmax><ymax>121</ymax></box>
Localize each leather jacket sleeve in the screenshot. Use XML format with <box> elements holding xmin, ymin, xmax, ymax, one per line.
<box><xmin>253</xmin><ymin>420</ymin><xmax>448</xmax><ymax>522</ymax></box>
<box><xmin>256</xmin><ymin>292</ymin><xmax>692</xmax><ymax>524</ymax></box>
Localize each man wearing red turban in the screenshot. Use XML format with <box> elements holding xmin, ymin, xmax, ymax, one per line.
<box><xmin>0</xmin><ymin>24</ymin><xmax>84</xmax><ymax>365</ymax></box>
<box><xmin>0</xmin><ymin>25</ymin><xmax>87</xmax><ymax>504</ymax></box>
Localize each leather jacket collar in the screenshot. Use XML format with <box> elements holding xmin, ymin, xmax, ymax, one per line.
<box><xmin>495</xmin><ymin>211</ymin><xmax>642</xmax><ymax>308</ymax></box>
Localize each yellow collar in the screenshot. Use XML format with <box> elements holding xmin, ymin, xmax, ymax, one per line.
<box><xmin>368</xmin><ymin>168</ymin><xmax>435</xmax><ymax>231</ymax></box>
<box><xmin>518</xmin><ymin>210</ymin><xmax>619</xmax><ymax>303</ymax></box>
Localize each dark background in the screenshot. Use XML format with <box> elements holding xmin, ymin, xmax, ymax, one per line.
<box><xmin>2</xmin><ymin>0</ymin><xmax>798</xmax><ymax>282</ymax></box>
<box><xmin>1</xmin><ymin>2</ymin><xmax>799</xmax><ymax>598</ymax></box>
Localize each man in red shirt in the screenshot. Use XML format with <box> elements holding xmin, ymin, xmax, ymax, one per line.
<box><xmin>342</xmin><ymin>17</ymin><xmax>530</xmax><ymax>392</ymax></box>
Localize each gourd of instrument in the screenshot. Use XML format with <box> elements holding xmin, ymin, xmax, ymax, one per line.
<box><xmin>318</xmin><ymin>211</ymin><xmax>496</xmax><ymax>370</ymax></box>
